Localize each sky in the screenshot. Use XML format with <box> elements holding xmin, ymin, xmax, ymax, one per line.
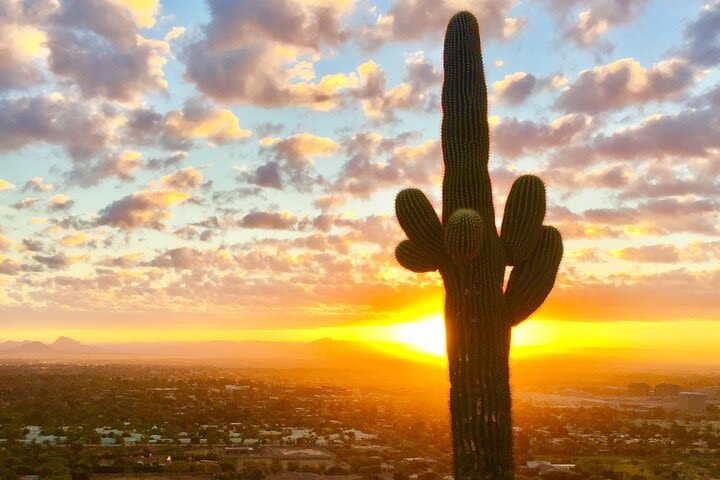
<box><xmin>0</xmin><ymin>0</ymin><xmax>719</xmax><ymax>360</ymax></box>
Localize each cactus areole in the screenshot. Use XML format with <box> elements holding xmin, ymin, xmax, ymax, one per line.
<box><xmin>394</xmin><ymin>11</ymin><xmax>563</xmax><ymax>480</ymax></box>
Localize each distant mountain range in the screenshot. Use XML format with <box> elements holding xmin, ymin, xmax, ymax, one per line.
<box><xmin>1</xmin><ymin>336</ymin><xmax>711</xmax><ymax>386</ymax></box>
<box><xmin>0</xmin><ymin>336</ymin><xmax>107</xmax><ymax>356</ymax></box>
<box><xmin>0</xmin><ymin>336</ymin><xmax>418</xmax><ymax>366</ymax></box>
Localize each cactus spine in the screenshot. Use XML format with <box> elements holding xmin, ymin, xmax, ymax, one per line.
<box><xmin>394</xmin><ymin>11</ymin><xmax>563</xmax><ymax>480</ymax></box>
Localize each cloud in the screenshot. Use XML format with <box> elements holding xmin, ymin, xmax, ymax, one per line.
<box><xmin>321</xmin><ymin>131</ymin><xmax>440</xmax><ymax>207</ymax></box>
<box><xmin>580</xmin><ymin>197</ymin><xmax>720</xmax><ymax>236</ymax></box>
<box><xmin>163</xmin><ymin>103</ymin><xmax>252</xmax><ymax>148</ymax></box>
<box><xmin>181</xmin><ymin>0</ymin><xmax>359</xmax><ymax>109</ymax></box>
<box><xmin>239</xmin><ymin>211</ymin><xmax>298</xmax><ymax>230</ymax></box>
<box><xmin>145</xmin><ymin>152</ymin><xmax>188</xmax><ymax>171</ymax></box>
<box><xmin>0</xmin><ymin>94</ymin><xmax>119</xmax><ymax>159</ymax></box>
<box><xmin>491</xmin><ymin>72</ymin><xmax>537</xmax><ymax>105</ymax></box>
<box><xmin>565</xmin><ymin>0</ymin><xmax>649</xmax><ymax>49</ymax></box>
<box><xmin>97</xmin><ymin>252</ymin><xmax>143</xmax><ymax>268</ymax></box>
<box><xmin>47</xmin><ymin>29</ymin><xmax>169</xmax><ymax>101</ymax></box>
<box><xmin>611</xmin><ymin>242</ymin><xmax>720</xmax><ymax>263</ymax></box>
<box><xmin>159</xmin><ymin>167</ymin><xmax>204</xmax><ymax>191</ymax></box>
<box><xmin>149</xmin><ymin>246</ymin><xmax>234</xmax><ymax>270</ymax></box>
<box><xmin>165</xmin><ymin>26</ymin><xmax>185</xmax><ymax>42</ymax></box>
<box><xmin>55</xmin><ymin>0</ymin><xmax>159</xmax><ymax>44</ymax></box>
<box><xmin>546</xmin><ymin>267</ymin><xmax>720</xmax><ymax>322</ymax></box>
<box><xmin>492</xmin><ymin>114</ymin><xmax>592</xmax><ymax>158</ymax></box>
<box><xmin>682</xmin><ymin>0</ymin><xmax>720</xmax><ymax>67</ymax></box>
<box><xmin>241</xmin><ymin>133</ymin><xmax>339</xmax><ymax>191</ymax></box>
<box><xmin>357</xmin><ymin>53</ymin><xmax>441</xmax><ymax>120</ymax></box>
<box><xmin>611</xmin><ymin>244</ymin><xmax>680</xmax><ymax>263</ymax></box>
<box><xmin>618</xmin><ymin>164</ymin><xmax>718</xmax><ymax>200</ymax></box>
<box><xmin>72</xmin><ymin>151</ymin><xmax>143</xmax><ymax>186</ymax></box>
<box><xmin>569</xmin><ymin>247</ymin><xmax>603</xmax><ymax>262</ymax></box>
<box><xmin>555</xmin><ymin>58</ymin><xmax>696</xmax><ymax>114</ymax></box>
<box><xmin>12</xmin><ymin>197</ymin><xmax>40</xmax><ymax>210</ymax></box>
<box><xmin>594</xmin><ymin>109</ymin><xmax>720</xmax><ymax>159</ymax></box>
<box><xmin>0</xmin><ymin>234</ymin><xmax>11</xmax><ymax>251</ymax></box>
<box><xmin>48</xmin><ymin>194</ymin><xmax>74</xmax><ymax>211</ymax></box>
<box><xmin>21</xmin><ymin>177</ymin><xmax>54</xmax><ymax>192</ymax></box>
<box><xmin>32</xmin><ymin>252</ymin><xmax>86</xmax><ymax>270</ymax></box>
<box><xmin>362</xmin><ymin>0</ymin><xmax>523</xmax><ymax>49</ymax></box>
<box><xmin>97</xmin><ymin>190</ymin><xmax>191</xmax><ymax>229</ymax></box>
<box><xmin>0</xmin><ymin>256</ymin><xmax>22</xmax><ymax>276</ymax></box>
<box><xmin>21</xmin><ymin>239</ymin><xmax>45</xmax><ymax>253</ymax></box>
<box><xmin>0</xmin><ymin>23</ymin><xmax>48</xmax><ymax>91</ymax></box>
<box><xmin>263</xmin><ymin>133</ymin><xmax>339</xmax><ymax>168</ymax></box>
<box><xmin>60</xmin><ymin>232</ymin><xmax>87</xmax><ymax>247</ymax></box>
<box><xmin>0</xmin><ymin>178</ymin><xmax>16</xmax><ymax>190</ymax></box>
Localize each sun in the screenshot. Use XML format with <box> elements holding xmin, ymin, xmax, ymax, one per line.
<box><xmin>390</xmin><ymin>315</ymin><xmax>447</xmax><ymax>357</ymax></box>
<box><xmin>386</xmin><ymin>314</ymin><xmax>559</xmax><ymax>360</ymax></box>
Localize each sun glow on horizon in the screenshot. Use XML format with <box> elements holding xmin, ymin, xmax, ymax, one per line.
<box><xmin>390</xmin><ymin>315</ymin><xmax>447</xmax><ymax>357</ymax></box>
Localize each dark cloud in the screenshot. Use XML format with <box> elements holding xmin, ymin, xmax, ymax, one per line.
<box><xmin>493</xmin><ymin>114</ymin><xmax>592</xmax><ymax>158</ymax></box>
<box><xmin>0</xmin><ymin>95</ymin><xmax>117</xmax><ymax>159</ymax></box>
<box><xmin>239</xmin><ymin>211</ymin><xmax>297</xmax><ymax>230</ymax></box>
<box><xmin>239</xmin><ymin>133</ymin><xmax>338</xmax><ymax>191</ymax></box>
<box><xmin>71</xmin><ymin>151</ymin><xmax>142</xmax><ymax>186</ymax></box>
<box><xmin>33</xmin><ymin>252</ymin><xmax>72</xmax><ymax>270</ymax></box>
<box><xmin>492</xmin><ymin>72</ymin><xmax>537</xmax><ymax>105</ymax></box>
<box><xmin>682</xmin><ymin>0</ymin><xmax>720</xmax><ymax>67</ymax></box>
<box><xmin>594</xmin><ymin>109</ymin><xmax>720</xmax><ymax>159</ymax></box>
<box><xmin>145</xmin><ymin>152</ymin><xmax>188</xmax><ymax>171</ymax></box>
<box><xmin>22</xmin><ymin>238</ymin><xmax>45</xmax><ymax>253</ymax></box>
<box><xmin>97</xmin><ymin>190</ymin><xmax>190</xmax><ymax>230</ymax></box>
<box><xmin>47</xmin><ymin>28</ymin><xmax>168</xmax><ymax>101</ymax></box>
<box><xmin>12</xmin><ymin>197</ymin><xmax>40</xmax><ymax>210</ymax></box>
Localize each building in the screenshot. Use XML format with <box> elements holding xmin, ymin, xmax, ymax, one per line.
<box><xmin>678</xmin><ymin>392</ymin><xmax>705</xmax><ymax>413</ymax></box>
<box><xmin>225</xmin><ymin>446</ymin><xmax>336</xmax><ymax>467</ymax></box>
<box><xmin>627</xmin><ymin>382</ymin><xmax>651</xmax><ymax>396</ymax></box>
<box><xmin>654</xmin><ymin>383</ymin><xmax>681</xmax><ymax>397</ymax></box>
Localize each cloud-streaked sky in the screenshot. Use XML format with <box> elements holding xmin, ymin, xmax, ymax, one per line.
<box><xmin>1</xmin><ymin>0</ymin><xmax>719</xmax><ymax>344</ymax></box>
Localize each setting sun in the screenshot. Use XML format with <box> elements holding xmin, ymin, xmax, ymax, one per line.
<box><xmin>390</xmin><ymin>315</ymin><xmax>447</xmax><ymax>356</ymax></box>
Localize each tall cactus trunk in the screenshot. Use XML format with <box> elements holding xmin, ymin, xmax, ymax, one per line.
<box><xmin>443</xmin><ymin>254</ymin><xmax>513</xmax><ymax>479</ymax></box>
<box><xmin>393</xmin><ymin>11</ymin><xmax>564</xmax><ymax>480</ymax></box>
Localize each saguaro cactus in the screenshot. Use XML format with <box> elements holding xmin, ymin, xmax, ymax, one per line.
<box><xmin>394</xmin><ymin>11</ymin><xmax>563</xmax><ymax>480</ymax></box>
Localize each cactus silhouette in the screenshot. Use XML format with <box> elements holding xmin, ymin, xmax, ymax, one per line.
<box><xmin>394</xmin><ymin>11</ymin><xmax>563</xmax><ymax>479</ymax></box>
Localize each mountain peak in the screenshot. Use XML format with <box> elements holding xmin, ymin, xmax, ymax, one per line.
<box><xmin>52</xmin><ymin>336</ymin><xmax>82</xmax><ymax>346</ymax></box>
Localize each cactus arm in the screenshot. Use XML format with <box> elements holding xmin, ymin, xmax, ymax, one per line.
<box><xmin>395</xmin><ymin>240</ymin><xmax>439</xmax><ymax>273</ymax></box>
<box><xmin>444</xmin><ymin>208</ymin><xmax>484</xmax><ymax>263</ymax></box>
<box><xmin>395</xmin><ymin>188</ymin><xmax>445</xmax><ymax>257</ymax></box>
<box><xmin>504</xmin><ymin>226</ymin><xmax>563</xmax><ymax>326</ymax></box>
<box><xmin>501</xmin><ymin>175</ymin><xmax>546</xmax><ymax>266</ymax></box>
<box><xmin>441</xmin><ymin>12</ymin><xmax>495</xmax><ymax>229</ymax></box>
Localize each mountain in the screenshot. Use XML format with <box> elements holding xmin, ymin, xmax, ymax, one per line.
<box><xmin>0</xmin><ymin>337</ymin><xmax>106</xmax><ymax>356</ymax></box>
<box><xmin>50</xmin><ymin>336</ymin><xmax>102</xmax><ymax>354</ymax></box>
